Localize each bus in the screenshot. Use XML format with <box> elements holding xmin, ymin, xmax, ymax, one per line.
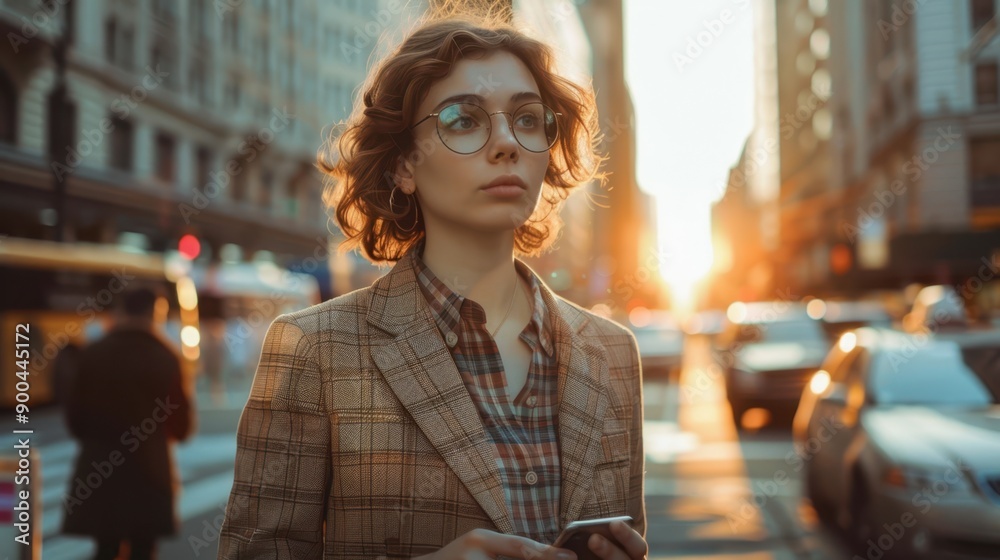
<box><xmin>0</xmin><ymin>237</ymin><xmax>200</xmax><ymax>408</ymax></box>
<box><xmin>189</xmin><ymin>260</ymin><xmax>320</xmax><ymax>398</ymax></box>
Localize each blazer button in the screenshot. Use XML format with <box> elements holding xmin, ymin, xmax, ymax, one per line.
<box><xmin>445</xmin><ymin>332</ymin><xmax>458</xmax><ymax>347</ymax></box>
<box><xmin>525</xmin><ymin>471</ymin><xmax>538</xmax><ymax>485</ymax></box>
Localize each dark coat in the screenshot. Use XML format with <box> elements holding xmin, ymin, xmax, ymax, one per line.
<box><xmin>62</xmin><ymin>326</ymin><xmax>194</xmax><ymax>538</ymax></box>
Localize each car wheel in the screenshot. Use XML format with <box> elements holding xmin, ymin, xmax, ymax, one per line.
<box><xmin>847</xmin><ymin>473</ymin><xmax>912</xmax><ymax>560</ymax></box>
<box><xmin>805</xmin><ymin>461</ymin><xmax>835</xmax><ymax>526</ymax></box>
<box><xmin>847</xmin><ymin>475</ymin><xmax>875</xmax><ymax>556</ymax></box>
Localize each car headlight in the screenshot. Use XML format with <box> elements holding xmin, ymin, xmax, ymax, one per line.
<box><xmin>884</xmin><ymin>464</ymin><xmax>974</xmax><ymax>496</ymax></box>
<box><xmin>808</xmin><ymin>370</ymin><xmax>831</xmax><ymax>395</ymax></box>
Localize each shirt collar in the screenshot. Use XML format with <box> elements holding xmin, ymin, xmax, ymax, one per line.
<box><xmin>409</xmin><ymin>237</ymin><xmax>556</xmax><ymax>357</ymax></box>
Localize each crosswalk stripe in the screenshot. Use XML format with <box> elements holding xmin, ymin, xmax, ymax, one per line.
<box><xmin>17</xmin><ymin>431</ymin><xmax>238</xmax><ymax>559</ymax></box>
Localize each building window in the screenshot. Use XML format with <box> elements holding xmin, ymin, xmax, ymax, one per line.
<box><xmin>189</xmin><ymin>57</ymin><xmax>209</xmax><ymax>105</ymax></box>
<box><xmin>189</xmin><ymin>0</ymin><xmax>207</xmax><ymax>41</ymax></box>
<box><xmin>225</xmin><ymin>74</ymin><xmax>241</xmax><ymax>108</ymax></box>
<box><xmin>232</xmin><ymin>168</ymin><xmax>247</xmax><ymax>202</ymax></box>
<box><xmin>195</xmin><ymin>146</ymin><xmax>212</xmax><ymax>188</ymax></box>
<box><xmin>258</xmin><ymin>36</ymin><xmax>270</xmax><ymax>79</ymax></box>
<box><xmin>152</xmin><ymin>0</ymin><xmax>175</xmax><ymax>23</ymax></box>
<box><xmin>972</xmin><ymin>0</ymin><xmax>995</xmax><ymax>33</ymax></box>
<box><xmin>223</xmin><ymin>12</ymin><xmax>240</xmax><ymax>50</ymax></box>
<box><xmin>0</xmin><ymin>70</ymin><xmax>17</xmax><ymax>144</ymax></box>
<box><xmin>104</xmin><ymin>17</ymin><xmax>135</xmax><ymax>70</ymax></box>
<box><xmin>970</xmin><ymin>137</ymin><xmax>1000</xmax><ymax>207</ymax></box>
<box><xmin>104</xmin><ymin>17</ymin><xmax>116</xmax><ymax>63</ymax></box>
<box><xmin>155</xmin><ymin>132</ymin><xmax>176</xmax><ymax>183</ymax></box>
<box><xmin>976</xmin><ymin>62</ymin><xmax>998</xmax><ymax>105</ymax></box>
<box><xmin>259</xmin><ymin>170</ymin><xmax>273</xmax><ymax>207</ymax></box>
<box><xmin>285</xmin><ymin>181</ymin><xmax>300</xmax><ymax>219</ymax></box>
<box><xmin>108</xmin><ymin>117</ymin><xmax>133</xmax><ymax>171</ymax></box>
<box><xmin>151</xmin><ymin>42</ymin><xmax>176</xmax><ymax>90</ymax></box>
<box><xmin>121</xmin><ymin>27</ymin><xmax>134</xmax><ymax>70</ymax></box>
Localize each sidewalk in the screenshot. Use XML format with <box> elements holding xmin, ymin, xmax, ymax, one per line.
<box><xmin>0</xmin><ymin>373</ymin><xmax>251</xmax><ymax>444</ymax></box>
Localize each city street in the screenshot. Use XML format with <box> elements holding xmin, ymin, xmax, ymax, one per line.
<box><xmin>0</xmin><ymin>334</ymin><xmax>850</xmax><ymax>559</ymax></box>
<box><xmin>641</xmin><ymin>335</ymin><xmax>847</xmax><ymax>559</ymax></box>
<box><xmin>0</xmin><ymin>380</ymin><xmax>250</xmax><ymax>560</ymax></box>
<box><xmin>1</xmin><ymin>0</ymin><xmax>996</xmax><ymax>557</ymax></box>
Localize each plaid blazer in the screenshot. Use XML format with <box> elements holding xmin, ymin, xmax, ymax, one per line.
<box><xmin>218</xmin><ymin>246</ymin><xmax>646</xmax><ymax>559</ymax></box>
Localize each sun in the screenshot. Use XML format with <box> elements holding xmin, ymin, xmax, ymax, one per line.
<box><xmin>657</xmin><ymin>203</ymin><xmax>714</xmax><ymax>315</ymax></box>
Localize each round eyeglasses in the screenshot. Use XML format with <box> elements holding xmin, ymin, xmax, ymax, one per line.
<box><xmin>411</xmin><ymin>102</ymin><xmax>560</xmax><ymax>154</ymax></box>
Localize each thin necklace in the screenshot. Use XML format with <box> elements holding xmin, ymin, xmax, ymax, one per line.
<box><xmin>489</xmin><ymin>266</ymin><xmax>518</xmax><ymax>338</ymax></box>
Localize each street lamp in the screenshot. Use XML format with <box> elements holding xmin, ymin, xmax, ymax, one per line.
<box><xmin>48</xmin><ymin>0</ymin><xmax>74</xmax><ymax>242</ymax></box>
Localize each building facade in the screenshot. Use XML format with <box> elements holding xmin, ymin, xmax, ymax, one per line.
<box><xmin>829</xmin><ymin>0</ymin><xmax>1000</xmax><ymax>291</ymax></box>
<box><xmin>577</xmin><ymin>0</ymin><xmax>650</xmax><ymax>318</ymax></box>
<box><xmin>713</xmin><ymin>0</ymin><xmax>1000</xmax><ymax>305</ymax></box>
<box><xmin>0</xmin><ymin>0</ymin><xmax>418</xmax><ymax>292</ymax></box>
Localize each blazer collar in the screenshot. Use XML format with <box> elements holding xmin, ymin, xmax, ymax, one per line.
<box><xmin>367</xmin><ymin>240</ymin><xmax>611</xmax><ymax>534</ymax></box>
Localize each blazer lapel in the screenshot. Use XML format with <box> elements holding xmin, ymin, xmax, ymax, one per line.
<box><xmin>366</xmin><ymin>242</ymin><xmax>610</xmax><ymax>535</ymax></box>
<box><xmin>367</xmin><ymin>246</ymin><xmax>514</xmax><ymax>534</ymax></box>
<box><xmin>541</xmin><ymin>282</ymin><xmax>611</xmax><ymax>529</ymax></box>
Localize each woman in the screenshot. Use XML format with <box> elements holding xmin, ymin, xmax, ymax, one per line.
<box><xmin>218</xmin><ymin>10</ymin><xmax>647</xmax><ymax>560</ymax></box>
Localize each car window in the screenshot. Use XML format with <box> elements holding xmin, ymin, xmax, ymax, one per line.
<box><xmin>960</xmin><ymin>346</ymin><xmax>1000</xmax><ymax>401</ymax></box>
<box><xmin>633</xmin><ymin>326</ymin><xmax>681</xmax><ymax>352</ymax></box>
<box><xmin>752</xmin><ymin>320</ymin><xmax>826</xmax><ymax>344</ymax></box>
<box><xmin>869</xmin><ymin>346</ymin><xmax>994</xmax><ymax>405</ymax></box>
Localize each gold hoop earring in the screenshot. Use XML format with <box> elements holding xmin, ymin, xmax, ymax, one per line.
<box><xmin>389</xmin><ymin>185</ymin><xmax>420</xmax><ymax>232</ymax></box>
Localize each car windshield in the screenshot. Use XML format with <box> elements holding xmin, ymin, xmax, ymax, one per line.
<box><xmin>736</xmin><ymin>320</ymin><xmax>826</xmax><ymax>345</ymax></box>
<box><xmin>870</xmin><ymin>346</ymin><xmax>995</xmax><ymax>406</ymax></box>
<box><xmin>634</xmin><ymin>326</ymin><xmax>681</xmax><ymax>351</ymax></box>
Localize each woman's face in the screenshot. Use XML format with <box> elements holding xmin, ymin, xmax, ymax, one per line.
<box><xmin>397</xmin><ymin>50</ymin><xmax>550</xmax><ymax>236</ymax></box>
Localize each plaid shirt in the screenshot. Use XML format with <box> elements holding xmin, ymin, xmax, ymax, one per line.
<box><xmin>411</xmin><ymin>239</ymin><xmax>562</xmax><ymax>542</ymax></box>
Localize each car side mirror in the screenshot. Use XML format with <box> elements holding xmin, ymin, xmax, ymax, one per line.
<box><xmin>819</xmin><ymin>382</ymin><xmax>847</xmax><ymax>406</ymax></box>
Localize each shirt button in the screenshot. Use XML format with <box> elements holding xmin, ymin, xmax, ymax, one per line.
<box><xmin>525</xmin><ymin>395</ymin><xmax>538</xmax><ymax>407</ymax></box>
<box><xmin>525</xmin><ymin>471</ymin><xmax>538</xmax><ymax>485</ymax></box>
<box><xmin>445</xmin><ymin>332</ymin><xmax>458</xmax><ymax>347</ymax></box>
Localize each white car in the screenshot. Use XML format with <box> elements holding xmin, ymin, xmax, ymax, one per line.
<box><xmin>903</xmin><ymin>285</ymin><xmax>968</xmax><ymax>333</ymax></box>
<box><xmin>794</xmin><ymin>328</ymin><xmax>1000</xmax><ymax>559</ymax></box>
<box><xmin>717</xmin><ymin>303</ymin><xmax>830</xmax><ymax>427</ymax></box>
<box><xmin>631</xmin><ymin>311</ymin><xmax>684</xmax><ymax>380</ymax></box>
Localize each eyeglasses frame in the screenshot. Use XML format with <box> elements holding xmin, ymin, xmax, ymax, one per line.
<box><xmin>410</xmin><ymin>101</ymin><xmax>562</xmax><ymax>154</ymax></box>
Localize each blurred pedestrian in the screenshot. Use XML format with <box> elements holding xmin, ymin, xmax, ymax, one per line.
<box><xmin>219</xmin><ymin>6</ymin><xmax>647</xmax><ymax>560</ymax></box>
<box><xmin>62</xmin><ymin>286</ymin><xmax>195</xmax><ymax>560</ymax></box>
<box><xmin>51</xmin><ymin>341</ymin><xmax>81</xmax><ymax>407</ymax></box>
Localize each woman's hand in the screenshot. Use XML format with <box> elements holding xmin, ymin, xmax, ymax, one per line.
<box><xmin>413</xmin><ymin>528</ymin><xmax>578</xmax><ymax>560</ymax></box>
<box><xmin>586</xmin><ymin>520</ymin><xmax>648</xmax><ymax>560</ymax></box>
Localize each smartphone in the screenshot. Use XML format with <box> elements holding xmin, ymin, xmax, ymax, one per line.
<box><xmin>551</xmin><ymin>516</ymin><xmax>633</xmax><ymax>560</ymax></box>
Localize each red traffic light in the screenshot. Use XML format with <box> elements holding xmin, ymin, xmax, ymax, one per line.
<box><xmin>178</xmin><ymin>234</ymin><xmax>201</xmax><ymax>260</ymax></box>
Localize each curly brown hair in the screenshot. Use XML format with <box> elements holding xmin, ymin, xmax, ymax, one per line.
<box><xmin>318</xmin><ymin>9</ymin><xmax>607</xmax><ymax>265</ymax></box>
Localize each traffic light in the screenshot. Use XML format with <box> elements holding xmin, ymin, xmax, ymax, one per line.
<box><xmin>178</xmin><ymin>234</ymin><xmax>201</xmax><ymax>260</ymax></box>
